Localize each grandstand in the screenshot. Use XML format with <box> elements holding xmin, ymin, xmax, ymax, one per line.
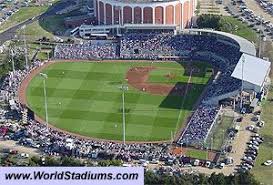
<box><xmin>53</xmin><ymin>29</ymin><xmax>271</xmax><ymax>146</ymax></box>
<box><xmin>0</xmin><ymin>27</ymin><xmax>268</xmax><ymax>167</ymax></box>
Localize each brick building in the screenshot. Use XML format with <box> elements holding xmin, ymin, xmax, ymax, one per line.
<box><xmin>94</xmin><ymin>0</ymin><xmax>197</xmax><ymax>30</ymax></box>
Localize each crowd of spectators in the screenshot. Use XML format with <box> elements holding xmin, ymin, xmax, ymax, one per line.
<box><xmin>0</xmin><ymin>60</ymin><xmax>43</xmax><ymax>106</ymax></box>
<box><xmin>54</xmin><ymin>41</ymin><xmax>118</xmax><ymax>60</ymax></box>
<box><xmin>179</xmin><ymin>105</ymin><xmax>220</xmax><ymax>145</ymax></box>
<box><xmin>120</xmin><ymin>33</ymin><xmax>242</xmax><ymax>145</ymax></box>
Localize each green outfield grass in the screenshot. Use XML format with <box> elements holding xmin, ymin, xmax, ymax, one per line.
<box><xmin>26</xmin><ymin>61</ymin><xmax>212</xmax><ymax>141</ymax></box>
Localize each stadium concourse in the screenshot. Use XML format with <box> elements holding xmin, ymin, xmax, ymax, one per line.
<box><xmin>0</xmin><ymin>29</ymin><xmax>271</xmax><ymax>167</ymax></box>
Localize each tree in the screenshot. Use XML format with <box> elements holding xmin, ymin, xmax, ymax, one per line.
<box><xmin>12</xmin><ymin>53</ymin><xmax>26</xmax><ymax>70</ymax></box>
<box><xmin>0</xmin><ymin>62</ymin><xmax>10</xmax><ymax>78</ymax></box>
<box><xmin>144</xmin><ymin>171</ymin><xmax>260</xmax><ymax>185</ymax></box>
<box><xmin>28</xmin><ymin>156</ymin><xmax>40</xmax><ymax>166</ymax></box>
<box><xmin>145</xmin><ymin>171</ymin><xmax>160</xmax><ymax>185</ymax></box>
<box><xmin>234</xmin><ymin>171</ymin><xmax>259</xmax><ymax>185</ymax></box>
<box><xmin>208</xmin><ymin>173</ymin><xmax>226</xmax><ymax>185</ymax></box>
<box><xmin>0</xmin><ymin>50</ymin><xmax>26</xmax><ymax>79</ymax></box>
<box><xmin>198</xmin><ymin>173</ymin><xmax>209</xmax><ymax>185</ymax></box>
<box><xmin>44</xmin><ymin>156</ymin><xmax>60</xmax><ymax>166</ymax></box>
<box><xmin>61</xmin><ymin>156</ymin><xmax>83</xmax><ymax>166</ymax></box>
<box><xmin>98</xmin><ymin>160</ymin><xmax>111</xmax><ymax>167</ymax></box>
<box><xmin>196</xmin><ymin>14</ymin><xmax>221</xmax><ymax>30</ymax></box>
<box><xmin>161</xmin><ymin>174</ymin><xmax>175</xmax><ymax>185</ymax></box>
<box><xmin>109</xmin><ymin>160</ymin><xmax>122</xmax><ymax>166</ymax></box>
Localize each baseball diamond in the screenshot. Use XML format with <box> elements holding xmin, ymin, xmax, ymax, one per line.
<box><xmin>21</xmin><ymin>61</ymin><xmax>212</xmax><ymax>142</ymax></box>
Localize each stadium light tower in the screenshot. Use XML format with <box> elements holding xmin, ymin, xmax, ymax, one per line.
<box><xmin>40</xmin><ymin>73</ymin><xmax>48</xmax><ymax>130</ymax></box>
<box><xmin>21</xmin><ymin>25</ymin><xmax>28</xmax><ymax>69</ymax></box>
<box><xmin>258</xmin><ymin>15</ymin><xmax>263</xmax><ymax>58</ymax></box>
<box><xmin>10</xmin><ymin>48</ymin><xmax>15</xmax><ymax>73</ymax></box>
<box><xmin>120</xmin><ymin>84</ymin><xmax>128</xmax><ymax>144</ymax></box>
<box><xmin>240</xmin><ymin>55</ymin><xmax>245</xmax><ymax>110</ymax></box>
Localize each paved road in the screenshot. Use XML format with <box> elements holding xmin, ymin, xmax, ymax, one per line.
<box><xmin>0</xmin><ymin>0</ymin><xmax>68</xmax><ymax>45</ymax></box>
<box><xmin>224</xmin><ymin>0</ymin><xmax>273</xmax><ymax>42</ymax></box>
<box><xmin>0</xmin><ymin>140</ymin><xmax>41</xmax><ymax>156</ymax></box>
<box><xmin>245</xmin><ymin>0</ymin><xmax>273</xmax><ymax>23</ymax></box>
<box><xmin>0</xmin><ymin>16</ymin><xmax>42</xmax><ymax>45</ymax></box>
<box><xmin>199</xmin><ymin>0</ymin><xmax>229</xmax><ymax>15</ymax></box>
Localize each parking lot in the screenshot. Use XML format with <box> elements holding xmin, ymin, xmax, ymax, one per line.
<box><xmin>0</xmin><ymin>0</ymin><xmax>26</xmax><ymax>26</ymax></box>
<box><xmin>225</xmin><ymin>0</ymin><xmax>273</xmax><ymax>43</ymax></box>
<box><xmin>0</xmin><ymin>140</ymin><xmax>40</xmax><ymax>157</ymax></box>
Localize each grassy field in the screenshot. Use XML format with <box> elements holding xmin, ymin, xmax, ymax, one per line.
<box><xmin>38</xmin><ymin>8</ymin><xmax>84</xmax><ymax>36</ymax></box>
<box><xmin>26</xmin><ymin>61</ymin><xmax>212</xmax><ymax>141</ymax></box>
<box><xmin>206</xmin><ymin>116</ymin><xmax>234</xmax><ymax>151</ymax></box>
<box><xmin>39</xmin><ymin>14</ymin><xmax>67</xmax><ymax>35</ymax></box>
<box><xmin>0</xmin><ymin>6</ymin><xmax>49</xmax><ymax>32</ymax></box>
<box><xmin>186</xmin><ymin>148</ymin><xmax>208</xmax><ymax>160</ymax></box>
<box><xmin>220</xmin><ymin>16</ymin><xmax>258</xmax><ymax>43</ymax></box>
<box><xmin>19</xmin><ymin>11</ymin><xmax>79</xmax><ymax>39</ymax></box>
<box><xmin>16</xmin><ymin>21</ymin><xmax>54</xmax><ymax>41</ymax></box>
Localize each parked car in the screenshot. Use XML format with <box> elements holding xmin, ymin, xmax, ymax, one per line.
<box><xmin>256</xmin><ymin>121</ymin><xmax>265</xmax><ymax>127</ymax></box>
<box><xmin>263</xmin><ymin>160</ymin><xmax>273</xmax><ymax>166</ymax></box>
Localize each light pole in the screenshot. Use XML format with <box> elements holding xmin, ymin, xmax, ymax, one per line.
<box><xmin>21</xmin><ymin>25</ymin><xmax>28</xmax><ymax>69</ymax></box>
<box><xmin>40</xmin><ymin>73</ymin><xmax>48</xmax><ymax>130</ymax></box>
<box><xmin>258</xmin><ymin>15</ymin><xmax>263</xmax><ymax>58</ymax></box>
<box><xmin>240</xmin><ymin>55</ymin><xmax>245</xmax><ymax>110</ymax></box>
<box><xmin>120</xmin><ymin>84</ymin><xmax>128</xmax><ymax>144</ymax></box>
<box><xmin>10</xmin><ymin>48</ymin><xmax>15</xmax><ymax>73</ymax></box>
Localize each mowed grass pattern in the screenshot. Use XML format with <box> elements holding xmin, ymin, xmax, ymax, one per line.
<box><xmin>27</xmin><ymin>61</ymin><xmax>212</xmax><ymax>141</ymax></box>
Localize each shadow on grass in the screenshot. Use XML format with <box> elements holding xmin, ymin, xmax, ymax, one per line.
<box><xmin>159</xmin><ymin>82</ymin><xmax>206</xmax><ymax>110</ymax></box>
<box><xmin>159</xmin><ymin>61</ymin><xmax>211</xmax><ymax>110</ymax></box>
<box><xmin>38</xmin><ymin>1</ymin><xmax>81</xmax><ymax>36</ymax></box>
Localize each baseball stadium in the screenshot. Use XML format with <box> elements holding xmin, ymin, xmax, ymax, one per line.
<box><xmin>0</xmin><ymin>0</ymin><xmax>272</xmax><ymax>183</ymax></box>
<box><xmin>17</xmin><ymin>29</ymin><xmax>271</xmax><ymax>149</ymax></box>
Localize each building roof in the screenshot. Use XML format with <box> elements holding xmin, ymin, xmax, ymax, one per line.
<box><xmin>219</xmin><ymin>31</ymin><xmax>256</xmax><ymax>56</ymax></box>
<box><xmin>186</xmin><ymin>29</ymin><xmax>257</xmax><ymax>56</ymax></box>
<box><xmin>231</xmin><ymin>53</ymin><xmax>271</xmax><ymax>87</ymax></box>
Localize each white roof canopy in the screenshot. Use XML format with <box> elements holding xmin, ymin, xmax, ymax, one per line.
<box><xmin>232</xmin><ymin>53</ymin><xmax>271</xmax><ymax>87</ymax></box>
<box><xmin>186</xmin><ymin>29</ymin><xmax>257</xmax><ymax>55</ymax></box>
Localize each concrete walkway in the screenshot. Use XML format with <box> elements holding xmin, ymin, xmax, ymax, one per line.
<box><xmin>0</xmin><ymin>140</ymin><xmax>41</xmax><ymax>156</ymax></box>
